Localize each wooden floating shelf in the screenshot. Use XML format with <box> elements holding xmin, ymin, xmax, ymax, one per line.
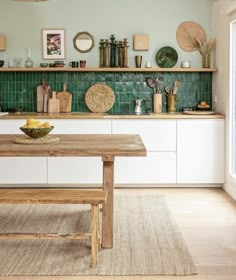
<box><xmin>0</xmin><ymin>67</ymin><xmax>218</xmax><ymax>72</ymax></box>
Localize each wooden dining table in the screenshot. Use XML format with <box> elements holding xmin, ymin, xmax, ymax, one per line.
<box><xmin>0</xmin><ymin>134</ymin><xmax>146</xmax><ymax>248</ymax></box>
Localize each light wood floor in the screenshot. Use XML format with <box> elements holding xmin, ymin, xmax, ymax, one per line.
<box><xmin>2</xmin><ymin>188</ymin><xmax>236</xmax><ymax>280</ymax></box>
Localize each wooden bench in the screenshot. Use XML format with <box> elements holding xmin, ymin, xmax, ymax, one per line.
<box><xmin>0</xmin><ymin>188</ymin><xmax>107</xmax><ymax>267</ymax></box>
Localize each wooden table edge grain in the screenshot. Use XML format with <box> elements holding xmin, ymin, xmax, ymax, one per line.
<box><xmin>0</xmin><ymin>134</ymin><xmax>147</xmax><ymax>157</ymax></box>
<box><xmin>0</xmin><ymin>134</ymin><xmax>147</xmax><ymax>248</ymax></box>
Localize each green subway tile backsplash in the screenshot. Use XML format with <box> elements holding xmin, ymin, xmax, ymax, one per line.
<box><xmin>0</xmin><ymin>71</ymin><xmax>212</xmax><ymax>113</ymax></box>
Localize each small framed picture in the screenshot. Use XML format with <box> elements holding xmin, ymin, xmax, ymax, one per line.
<box><xmin>42</xmin><ymin>29</ymin><xmax>65</xmax><ymax>60</ymax></box>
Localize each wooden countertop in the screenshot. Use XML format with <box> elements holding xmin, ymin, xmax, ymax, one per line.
<box><xmin>0</xmin><ymin>112</ymin><xmax>225</xmax><ymax>120</ymax></box>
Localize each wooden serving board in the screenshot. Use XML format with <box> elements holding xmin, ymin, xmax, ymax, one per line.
<box><xmin>37</xmin><ymin>80</ymin><xmax>51</xmax><ymax>113</ymax></box>
<box><xmin>57</xmin><ymin>83</ymin><xmax>72</xmax><ymax>113</ymax></box>
<box><xmin>43</xmin><ymin>87</ymin><xmax>51</xmax><ymax>113</ymax></box>
<box><xmin>48</xmin><ymin>91</ymin><xmax>60</xmax><ymax>113</ymax></box>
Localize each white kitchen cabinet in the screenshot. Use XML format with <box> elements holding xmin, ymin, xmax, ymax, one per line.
<box><xmin>0</xmin><ymin>119</ymin><xmax>111</xmax><ymax>184</ymax></box>
<box><xmin>115</xmin><ymin>152</ymin><xmax>176</xmax><ymax>184</ymax></box>
<box><xmin>112</xmin><ymin>120</ymin><xmax>177</xmax><ymax>184</ymax></box>
<box><xmin>0</xmin><ymin>120</ymin><xmax>47</xmax><ymax>184</ymax></box>
<box><xmin>47</xmin><ymin>119</ymin><xmax>111</xmax><ymax>184</ymax></box>
<box><xmin>50</xmin><ymin>119</ymin><xmax>112</xmax><ymax>134</ymax></box>
<box><xmin>177</xmin><ymin>120</ymin><xmax>224</xmax><ymax>183</ymax></box>
<box><xmin>48</xmin><ymin>157</ymin><xmax>103</xmax><ymax>184</ymax></box>
<box><xmin>0</xmin><ymin>120</ymin><xmax>25</xmax><ymax>134</ymax></box>
<box><xmin>0</xmin><ymin>118</ymin><xmax>225</xmax><ymax>186</ymax></box>
<box><xmin>0</xmin><ymin>157</ymin><xmax>47</xmax><ymax>184</ymax></box>
<box><xmin>111</xmin><ymin>120</ymin><xmax>176</xmax><ymax>151</ymax></box>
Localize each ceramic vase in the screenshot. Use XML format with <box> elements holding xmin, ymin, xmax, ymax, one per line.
<box><xmin>153</xmin><ymin>94</ymin><xmax>162</xmax><ymax>113</ymax></box>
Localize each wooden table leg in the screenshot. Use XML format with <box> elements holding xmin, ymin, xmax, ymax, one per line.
<box><xmin>102</xmin><ymin>155</ymin><xmax>114</xmax><ymax>248</ymax></box>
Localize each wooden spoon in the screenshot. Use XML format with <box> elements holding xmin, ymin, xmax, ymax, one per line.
<box><xmin>173</xmin><ymin>80</ymin><xmax>180</xmax><ymax>95</ymax></box>
<box><xmin>165</xmin><ymin>86</ymin><xmax>171</xmax><ymax>95</ymax></box>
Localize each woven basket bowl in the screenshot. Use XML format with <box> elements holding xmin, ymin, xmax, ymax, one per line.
<box><xmin>20</xmin><ymin>126</ymin><xmax>54</xmax><ymax>139</ymax></box>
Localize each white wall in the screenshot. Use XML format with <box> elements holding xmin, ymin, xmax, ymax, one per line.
<box><xmin>212</xmin><ymin>0</ymin><xmax>236</xmax><ymax>200</ymax></box>
<box><xmin>0</xmin><ymin>0</ymin><xmax>212</xmax><ymax>67</ymax></box>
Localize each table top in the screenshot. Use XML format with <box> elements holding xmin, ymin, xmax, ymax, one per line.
<box><xmin>0</xmin><ymin>134</ymin><xmax>147</xmax><ymax>157</ymax></box>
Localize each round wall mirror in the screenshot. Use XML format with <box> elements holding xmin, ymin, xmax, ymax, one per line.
<box><xmin>73</xmin><ymin>31</ymin><xmax>95</xmax><ymax>53</ymax></box>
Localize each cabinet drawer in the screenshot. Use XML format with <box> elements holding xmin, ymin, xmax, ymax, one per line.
<box><xmin>50</xmin><ymin>119</ymin><xmax>111</xmax><ymax>134</ymax></box>
<box><xmin>112</xmin><ymin>120</ymin><xmax>176</xmax><ymax>151</ymax></box>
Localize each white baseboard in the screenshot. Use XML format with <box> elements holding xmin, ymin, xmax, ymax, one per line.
<box><xmin>224</xmin><ymin>176</ymin><xmax>236</xmax><ymax>200</ymax></box>
<box><xmin>0</xmin><ymin>183</ymin><xmax>223</xmax><ymax>189</ymax></box>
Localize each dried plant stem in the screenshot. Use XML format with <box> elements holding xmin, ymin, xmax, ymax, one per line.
<box><xmin>197</xmin><ymin>37</ymin><xmax>216</xmax><ymax>56</ymax></box>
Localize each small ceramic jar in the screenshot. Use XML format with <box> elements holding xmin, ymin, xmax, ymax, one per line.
<box><xmin>146</xmin><ymin>61</ymin><xmax>151</xmax><ymax>68</ymax></box>
<box><xmin>181</xmin><ymin>61</ymin><xmax>191</xmax><ymax>68</ymax></box>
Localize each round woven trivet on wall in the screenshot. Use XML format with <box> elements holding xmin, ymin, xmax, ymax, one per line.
<box><xmin>85</xmin><ymin>83</ymin><xmax>115</xmax><ymax>113</ymax></box>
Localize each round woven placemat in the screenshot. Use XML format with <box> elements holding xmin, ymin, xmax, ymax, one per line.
<box><xmin>85</xmin><ymin>83</ymin><xmax>115</xmax><ymax>113</ymax></box>
<box><xmin>176</xmin><ymin>21</ymin><xmax>206</xmax><ymax>52</ymax></box>
<box><xmin>13</xmin><ymin>135</ymin><xmax>60</xmax><ymax>145</ymax></box>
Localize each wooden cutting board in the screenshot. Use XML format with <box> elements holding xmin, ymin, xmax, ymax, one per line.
<box><xmin>43</xmin><ymin>86</ymin><xmax>51</xmax><ymax>113</ymax></box>
<box><xmin>48</xmin><ymin>91</ymin><xmax>60</xmax><ymax>113</ymax></box>
<box><xmin>37</xmin><ymin>80</ymin><xmax>51</xmax><ymax>113</ymax></box>
<box><xmin>56</xmin><ymin>83</ymin><xmax>72</xmax><ymax>113</ymax></box>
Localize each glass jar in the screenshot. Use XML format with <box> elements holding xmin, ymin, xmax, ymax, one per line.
<box><xmin>25</xmin><ymin>48</ymin><xmax>33</xmax><ymax>68</ymax></box>
<box><xmin>202</xmin><ymin>53</ymin><xmax>211</xmax><ymax>68</ymax></box>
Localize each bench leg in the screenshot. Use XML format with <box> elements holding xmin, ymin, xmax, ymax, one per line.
<box><xmin>91</xmin><ymin>204</ymin><xmax>99</xmax><ymax>267</ymax></box>
<box><xmin>90</xmin><ymin>205</ymin><xmax>101</xmax><ymax>251</ymax></box>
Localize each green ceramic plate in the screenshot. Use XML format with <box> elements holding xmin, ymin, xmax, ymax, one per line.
<box><xmin>155</xmin><ymin>46</ymin><xmax>178</xmax><ymax>68</ymax></box>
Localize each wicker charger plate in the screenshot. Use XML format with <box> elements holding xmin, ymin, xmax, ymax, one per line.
<box><xmin>176</xmin><ymin>21</ymin><xmax>206</xmax><ymax>52</ymax></box>
<box><xmin>85</xmin><ymin>83</ymin><xmax>115</xmax><ymax>113</ymax></box>
<box><xmin>13</xmin><ymin>135</ymin><xmax>60</xmax><ymax>144</ymax></box>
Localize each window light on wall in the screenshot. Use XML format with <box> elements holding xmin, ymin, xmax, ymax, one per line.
<box><xmin>229</xmin><ymin>19</ymin><xmax>236</xmax><ymax>178</ymax></box>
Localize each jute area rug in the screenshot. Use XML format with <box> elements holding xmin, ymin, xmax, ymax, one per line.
<box><xmin>0</xmin><ymin>194</ymin><xmax>197</xmax><ymax>276</ymax></box>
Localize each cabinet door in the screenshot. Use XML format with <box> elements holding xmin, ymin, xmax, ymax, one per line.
<box><xmin>0</xmin><ymin>120</ymin><xmax>25</xmax><ymax>134</ymax></box>
<box><xmin>115</xmin><ymin>152</ymin><xmax>176</xmax><ymax>184</ymax></box>
<box><xmin>0</xmin><ymin>157</ymin><xmax>47</xmax><ymax>184</ymax></box>
<box><xmin>48</xmin><ymin>119</ymin><xmax>111</xmax><ymax>184</ymax></box>
<box><xmin>48</xmin><ymin>157</ymin><xmax>102</xmax><ymax>184</ymax></box>
<box><xmin>177</xmin><ymin>120</ymin><xmax>224</xmax><ymax>183</ymax></box>
<box><xmin>112</xmin><ymin>120</ymin><xmax>176</xmax><ymax>151</ymax></box>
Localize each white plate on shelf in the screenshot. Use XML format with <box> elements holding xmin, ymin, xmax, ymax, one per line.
<box><xmin>183</xmin><ymin>111</ymin><xmax>216</xmax><ymax>115</ymax></box>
